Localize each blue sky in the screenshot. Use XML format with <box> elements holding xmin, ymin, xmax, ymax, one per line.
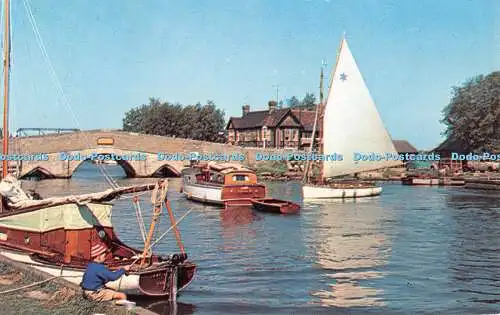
<box><xmin>6</xmin><ymin>0</ymin><xmax>499</xmax><ymax>149</ymax></box>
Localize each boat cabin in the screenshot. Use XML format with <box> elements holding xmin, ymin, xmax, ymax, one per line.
<box><xmin>184</xmin><ymin>163</ymin><xmax>259</xmax><ymax>186</ymax></box>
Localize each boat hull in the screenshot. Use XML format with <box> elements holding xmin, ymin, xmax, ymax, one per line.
<box><xmin>401</xmin><ymin>178</ymin><xmax>439</xmax><ymax>185</ymax></box>
<box><xmin>0</xmin><ymin>250</ymin><xmax>196</xmax><ymax>296</ymax></box>
<box><xmin>182</xmin><ymin>182</ymin><xmax>224</xmax><ymax>204</ymax></box>
<box><xmin>0</xmin><ymin>202</ymin><xmax>196</xmax><ymax>297</ymax></box>
<box><xmin>302</xmin><ymin>185</ymin><xmax>382</xmax><ymax>199</ymax></box>
<box><xmin>182</xmin><ymin>183</ymin><xmax>267</xmax><ymax>206</ymax></box>
<box><xmin>251</xmin><ymin>198</ymin><xmax>300</xmax><ymax>214</ymax></box>
<box><xmin>401</xmin><ymin>177</ymin><xmax>465</xmax><ymax>186</ymax></box>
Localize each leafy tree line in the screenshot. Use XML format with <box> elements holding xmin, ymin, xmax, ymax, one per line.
<box><xmin>286</xmin><ymin>93</ymin><xmax>317</xmax><ymax>110</ymax></box>
<box><xmin>122</xmin><ymin>98</ymin><xmax>226</xmax><ymax>142</ymax></box>
<box><xmin>441</xmin><ymin>71</ymin><xmax>499</xmax><ymax>152</ymax></box>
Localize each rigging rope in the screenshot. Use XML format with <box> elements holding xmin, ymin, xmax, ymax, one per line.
<box><xmin>21</xmin><ymin>1</ymin><xmax>178</xmax><ymax>258</ymax></box>
<box><xmin>132</xmin><ymin>196</ymin><xmax>147</xmax><ymax>244</ymax></box>
<box><xmin>130</xmin><ymin>207</ymin><xmax>194</xmax><ymax>268</ymax></box>
<box><xmin>22</xmin><ymin>0</ymin><xmax>120</xmax><ymax>190</ymax></box>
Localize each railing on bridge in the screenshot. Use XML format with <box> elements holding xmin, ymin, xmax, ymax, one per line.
<box><xmin>15</xmin><ymin>128</ymin><xmax>80</xmax><ymax>137</ymax></box>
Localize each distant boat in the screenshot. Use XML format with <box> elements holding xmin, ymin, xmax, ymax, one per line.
<box><xmin>401</xmin><ymin>174</ymin><xmax>465</xmax><ymax>186</ymax></box>
<box><xmin>302</xmin><ymin>36</ymin><xmax>401</xmax><ymax>199</ymax></box>
<box><xmin>93</xmin><ymin>159</ymin><xmax>118</xmax><ymax>165</ymax></box>
<box><xmin>181</xmin><ymin>162</ymin><xmax>266</xmax><ymax>205</ymax></box>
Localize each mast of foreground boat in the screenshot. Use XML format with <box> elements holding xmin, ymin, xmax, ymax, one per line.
<box><xmin>2</xmin><ymin>0</ymin><xmax>10</xmax><ymax>179</ymax></box>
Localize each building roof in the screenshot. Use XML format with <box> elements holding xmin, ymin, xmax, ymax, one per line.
<box><xmin>227</xmin><ymin>108</ymin><xmax>290</xmax><ymax>130</ymax></box>
<box><xmin>227</xmin><ymin>107</ymin><xmax>322</xmax><ymax>131</ymax></box>
<box><xmin>392</xmin><ymin>140</ymin><xmax>418</xmax><ymax>153</ymax></box>
<box><xmin>291</xmin><ymin>109</ymin><xmax>321</xmax><ymax>132</ymax></box>
<box><xmin>433</xmin><ymin>137</ymin><xmax>470</xmax><ymax>154</ymax></box>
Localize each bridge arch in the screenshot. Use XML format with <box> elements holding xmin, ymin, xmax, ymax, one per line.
<box><xmin>19</xmin><ymin>166</ymin><xmax>57</xmax><ymax>180</ymax></box>
<box><xmin>151</xmin><ymin>163</ymin><xmax>181</xmax><ymax>177</ymax></box>
<box><xmin>71</xmin><ymin>155</ymin><xmax>136</xmax><ymax>178</ymax></box>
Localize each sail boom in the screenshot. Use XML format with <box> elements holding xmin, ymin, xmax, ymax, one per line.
<box><xmin>325</xmin><ymin>160</ymin><xmax>402</xmax><ymax>179</ymax></box>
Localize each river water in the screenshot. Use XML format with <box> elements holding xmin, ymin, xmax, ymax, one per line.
<box><xmin>23</xmin><ymin>163</ymin><xmax>500</xmax><ymax>315</ymax></box>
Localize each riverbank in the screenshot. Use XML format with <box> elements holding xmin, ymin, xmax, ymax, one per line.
<box><xmin>253</xmin><ymin>160</ymin><xmax>410</xmax><ymax>181</ymax></box>
<box><xmin>0</xmin><ymin>260</ymin><xmax>128</xmax><ymax>314</ymax></box>
<box><xmin>0</xmin><ymin>254</ymin><xmax>158</xmax><ymax>315</ymax></box>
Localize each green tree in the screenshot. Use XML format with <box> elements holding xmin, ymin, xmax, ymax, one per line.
<box><xmin>288</xmin><ymin>96</ymin><xmax>301</xmax><ymax>108</ymax></box>
<box><xmin>286</xmin><ymin>93</ymin><xmax>316</xmax><ymax>109</ymax></box>
<box><xmin>122</xmin><ymin>98</ymin><xmax>226</xmax><ymax>142</ymax></box>
<box><xmin>301</xmin><ymin>93</ymin><xmax>316</xmax><ymax>109</ymax></box>
<box><xmin>441</xmin><ymin>71</ymin><xmax>500</xmax><ymax>151</ymax></box>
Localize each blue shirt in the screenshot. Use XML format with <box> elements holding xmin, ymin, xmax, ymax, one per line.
<box><xmin>81</xmin><ymin>262</ymin><xmax>126</xmax><ymax>291</ymax></box>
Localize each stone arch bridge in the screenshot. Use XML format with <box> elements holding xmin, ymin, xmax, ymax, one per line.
<box><xmin>5</xmin><ymin>130</ymin><xmax>290</xmax><ymax>179</ymax></box>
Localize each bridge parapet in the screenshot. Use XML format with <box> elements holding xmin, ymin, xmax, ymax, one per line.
<box><xmin>6</xmin><ymin>130</ymin><xmax>293</xmax><ymax>178</ymax></box>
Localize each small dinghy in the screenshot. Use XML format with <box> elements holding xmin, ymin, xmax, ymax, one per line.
<box><xmin>251</xmin><ymin>198</ymin><xmax>300</xmax><ymax>214</ymax></box>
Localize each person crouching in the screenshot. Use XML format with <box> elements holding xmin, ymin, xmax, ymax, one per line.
<box><xmin>81</xmin><ymin>243</ymin><xmax>130</xmax><ymax>302</ymax></box>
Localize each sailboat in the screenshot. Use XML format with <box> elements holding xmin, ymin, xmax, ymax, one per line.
<box><xmin>0</xmin><ymin>0</ymin><xmax>195</xmax><ymax>298</ymax></box>
<box><xmin>303</xmin><ymin>36</ymin><xmax>401</xmax><ymax>199</ymax></box>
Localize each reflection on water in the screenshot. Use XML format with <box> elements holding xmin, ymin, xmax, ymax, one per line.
<box><xmin>132</xmin><ymin>296</ymin><xmax>196</xmax><ymax>315</ymax></box>
<box><xmin>220</xmin><ymin>205</ymin><xmax>261</xmax><ymax>228</ymax></box>
<box><xmin>307</xmin><ymin>198</ymin><xmax>391</xmax><ymax>307</ymax></box>
<box><xmin>16</xmin><ymin>164</ymin><xmax>500</xmax><ymax>314</ymax></box>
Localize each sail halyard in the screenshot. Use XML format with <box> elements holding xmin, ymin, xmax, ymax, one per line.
<box><xmin>322</xmin><ymin>37</ymin><xmax>401</xmax><ymax>179</ymax></box>
<box><xmin>2</xmin><ymin>0</ymin><xmax>10</xmax><ymax>178</ymax></box>
<box><xmin>302</xmin><ymin>66</ymin><xmax>323</xmax><ymax>183</ymax></box>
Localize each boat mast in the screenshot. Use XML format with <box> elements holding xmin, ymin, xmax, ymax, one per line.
<box><xmin>319</xmin><ymin>34</ymin><xmax>345</xmax><ymax>182</ymax></box>
<box><xmin>302</xmin><ymin>65</ymin><xmax>323</xmax><ymax>183</ymax></box>
<box><xmin>2</xmin><ymin>0</ymin><xmax>10</xmax><ymax>178</ymax></box>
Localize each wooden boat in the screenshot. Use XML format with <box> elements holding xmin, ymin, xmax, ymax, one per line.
<box><xmin>0</xmin><ymin>2</ymin><xmax>195</xmax><ymax>298</ymax></box>
<box><xmin>439</xmin><ymin>177</ymin><xmax>465</xmax><ymax>186</ymax></box>
<box><xmin>0</xmin><ymin>178</ymin><xmax>196</xmax><ymax>297</ymax></box>
<box><xmin>251</xmin><ymin>198</ymin><xmax>300</xmax><ymax>214</ymax></box>
<box><xmin>401</xmin><ymin>175</ymin><xmax>439</xmax><ymax>186</ymax></box>
<box><xmin>401</xmin><ymin>175</ymin><xmax>465</xmax><ymax>186</ymax></box>
<box><xmin>302</xmin><ymin>36</ymin><xmax>401</xmax><ymax>200</ymax></box>
<box><xmin>303</xmin><ymin>181</ymin><xmax>383</xmax><ymax>199</ymax></box>
<box><xmin>181</xmin><ymin>162</ymin><xmax>266</xmax><ymax>205</ymax></box>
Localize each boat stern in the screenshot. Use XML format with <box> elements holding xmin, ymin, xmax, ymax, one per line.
<box><xmin>221</xmin><ymin>184</ymin><xmax>266</xmax><ymax>200</ymax></box>
<box><xmin>137</xmin><ymin>257</ymin><xmax>196</xmax><ymax>297</ymax></box>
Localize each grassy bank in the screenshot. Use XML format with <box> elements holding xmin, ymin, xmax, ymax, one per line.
<box><xmin>254</xmin><ymin>160</ymin><xmax>289</xmax><ymax>176</ymax></box>
<box><xmin>0</xmin><ymin>261</ymin><xmax>128</xmax><ymax>315</ymax></box>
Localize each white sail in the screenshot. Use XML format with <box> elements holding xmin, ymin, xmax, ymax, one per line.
<box><xmin>322</xmin><ymin>38</ymin><xmax>401</xmax><ymax>178</ymax></box>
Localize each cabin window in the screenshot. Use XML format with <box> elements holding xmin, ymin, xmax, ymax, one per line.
<box><xmin>233</xmin><ymin>175</ymin><xmax>249</xmax><ymax>181</ymax></box>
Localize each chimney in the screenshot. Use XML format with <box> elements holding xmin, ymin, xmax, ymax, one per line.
<box><xmin>242</xmin><ymin>104</ymin><xmax>250</xmax><ymax>116</ymax></box>
<box><xmin>268</xmin><ymin>100</ymin><xmax>277</xmax><ymax>113</ymax></box>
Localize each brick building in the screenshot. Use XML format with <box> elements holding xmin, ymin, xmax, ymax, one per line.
<box><xmin>226</xmin><ymin>101</ymin><xmax>320</xmax><ymax>149</ymax></box>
